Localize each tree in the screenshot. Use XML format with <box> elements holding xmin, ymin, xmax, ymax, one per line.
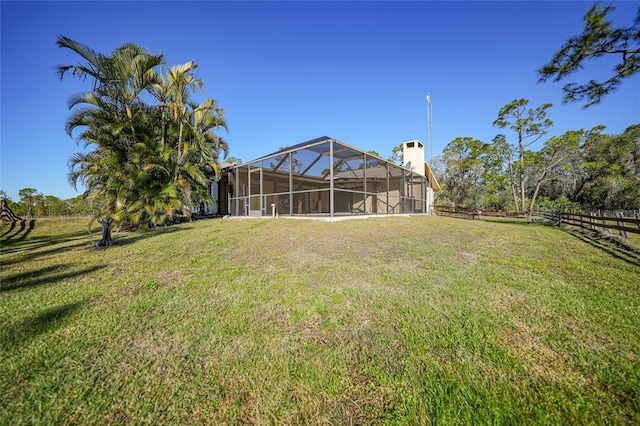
<box><xmin>67</xmin><ymin>194</ymin><xmax>92</xmax><ymax>216</ymax></box>
<box><xmin>225</xmin><ymin>156</ymin><xmax>242</xmax><ymax>165</ymax></box>
<box><xmin>441</xmin><ymin>137</ymin><xmax>488</xmax><ymax>208</ymax></box>
<box><xmin>18</xmin><ymin>188</ymin><xmax>38</xmax><ymax>217</ymax></box>
<box><xmin>538</xmin><ymin>4</ymin><xmax>640</xmax><ymax>108</ymax></box>
<box><xmin>493</xmin><ymin>99</ymin><xmax>553</xmax><ymax>211</ymax></box>
<box><xmin>58</xmin><ymin>36</ymin><xmax>166</xmax><ymax>233</ymax></box>
<box><xmin>269</xmin><ymin>147</ymin><xmax>305</xmax><ymax>175</ymax></box>
<box><xmin>159</xmin><ymin>61</ymin><xmax>204</xmax><ymax>184</ymax></box>
<box><xmin>387</xmin><ymin>144</ymin><xmax>403</xmax><ymax>165</ymax></box>
<box><xmin>569</xmin><ymin>124</ymin><xmax>640</xmax><ymax>210</ymax></box>
<box><xmin>485</xmin><ymin>135</ymin><xmax>517</xmax><ymax>210</ymax></box>
<box><xmin>57</xmin><ymin>36</ymin><xmax>228</xmax><ymax>236</ymax></box>
<box><xmin>427</xmin><ymin>155</ymin><xmax>447</xmax><ymax>206</ymax></box>
<box><xmin>360</xmin><ymin>150</ymin><xmax>385</xmax><ymax>170</ymax></box>
<box><xmin>525</xmin><ymin>130</ymin><xmax>584</xmax><ymax>222</ymax></box>
<box><xmin>41</xmin><ymin>195</ymin><xmax>67</xmax><ymax>216</ymax></box>
<box><xmin>150</xmin><ymin>67</ymin><xmax>228</xmax><ymax>223</ymax></box>
<box><xmin>33</xmin><ymin>193</ymin><xmax>46</xmax><ymax>216</ymax></box>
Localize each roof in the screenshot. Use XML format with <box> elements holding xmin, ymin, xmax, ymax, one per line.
<box><xmin>252</xmin><ymin>136</ymin><xmax>394</xmax><ymax>163</ymax></box>
<box><xmin>254</xmin><ymin>136</ymin><xmax>334</xmax><ymax>161</ymax></box>
<box><xmin>224</xmin><ymin>136</ymin><xmax>440</xmax><ymax>190</ymax></box>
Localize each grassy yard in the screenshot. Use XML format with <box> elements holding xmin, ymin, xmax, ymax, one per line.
<box><xmin>1</xmin><ymin>215</ymin><xmax>638</xmax><ymax>424</ymax></box>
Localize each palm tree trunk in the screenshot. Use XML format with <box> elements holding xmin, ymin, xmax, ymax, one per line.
<box><xmin>174</xmin><ymin>121</ymin><xmax>184</xmax><ymax>183</ymax></box>
<box><xmin>97</xmin><ymin>216</ymin><xmax>115</xmax><ymax>246</ymax></box>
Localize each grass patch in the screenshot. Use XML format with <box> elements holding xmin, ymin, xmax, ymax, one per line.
<box><xmin>1</xmin><ymin>216</ymin><xmax>638</xmax><ymax>424</ymax></box>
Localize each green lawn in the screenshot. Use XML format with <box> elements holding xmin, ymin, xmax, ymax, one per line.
<box><xmin>1</xmin><ymin>216</ymin><xmax>638</xmax><ymax>424</ymax></box>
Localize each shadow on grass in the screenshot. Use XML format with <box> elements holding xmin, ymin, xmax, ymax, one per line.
<box><xmin>0</xmin><ymin>264</ymin><xmax>106</xmax><ymax>292</ymax></box>
<box><xmin>564</xmin><ymin>228</ymin><xmax>640</xmax><ymax>268</ymax></box>
<box><xmin>0</xmin><ymin>219</ymin><xmax>35</xmax><ymax>241</ymax></box>
<box><xmin>0</xmin><ymin>233</ymin><xmax>97</xmax><ymax>267</ymax></box>
<box><xmin>103</xmin><ymin>224</ymin><xmax>188</xmax><ymax>246</ymax></box>
<box><xmin>1</xmin><ymin>223</ymin><xmax>93</xmax><ymax>251</ymax></box>
<box><xmin>2</xmin><ymin>222</ymin><xmax>189</xmax><ymax>266</ymax></box>
<box><xmin>0</xmin><ymin>220</ymin><xmax>17</xmax><ymax>238</ymax></box>
<box><xmin>1</xmin><ymin>300</ymin><xmax>88</xmax><ymax>349</ymax></box>
<box><xmin>437</xmin><ymin>214</ymin><xmax>534</xmax><ymax>228</ymax></box>
<box><xmin>1</xmin><ymin>234</ymin><xmax>91</xmax><ymax>255</ymax></box>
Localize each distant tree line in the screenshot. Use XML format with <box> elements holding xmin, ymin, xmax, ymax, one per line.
<box><xmin>0</xmin><ymin>188</ymin><xmax>94</xmax><ymax>218</ymax></box>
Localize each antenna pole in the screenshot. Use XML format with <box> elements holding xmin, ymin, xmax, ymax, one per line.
<box><xmin>426</xmin><ymin>93</ymin><xmax>432</xmax><ymax>163</ymax></box>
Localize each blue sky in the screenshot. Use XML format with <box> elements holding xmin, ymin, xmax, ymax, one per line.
<box><xmin>1</xmin><ymin>1</ymin><xmax>638</xmax><ymax>201</ymax></box>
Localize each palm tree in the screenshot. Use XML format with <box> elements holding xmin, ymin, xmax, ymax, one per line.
<box><xmin>59</xmin><ymin>37</ymin><xmax>167</xmax><ymax>233</ymax></box>
<box><xmin>152</xmin><ymin>63</ymin><xmax>228</xmax><ymax>212</ymax></box>
<box><xmin>178</xmin><ymin>97</ymin><xmax>229</xmax><ymax>209</ymax></box>
<box><xmin>57</xmin><ymin>36</ymin><xmax>165</xmax><ymax>123</ymax></box>
<box><xmin>155</xmin><ymin>61</ymin><xmax>204</xmax><ymax>181</ymax></box>
<box><xmin>58</xmin><ymin>36</ymin><xmax>229</xmax><ymax>233</ymax></box>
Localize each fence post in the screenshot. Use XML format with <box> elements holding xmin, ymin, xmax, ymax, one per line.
<box><xmin>579</xmin><ymin>211</ymin><xmax>584</xmax><ymax>230</ymax></box>
<box><xmin>590</xmin><ymin>212</ymin><xmax>596</xmax><ymax>230</ymax></box>
<box><xmin>602</xmin><ymin>211</ymin><xmax>609</xmax><ymax>234</ymax></box>
<box><xmin>616</xmin><ymin>211</ymin><xmax>628</xmax><ymax>240</ymax></box>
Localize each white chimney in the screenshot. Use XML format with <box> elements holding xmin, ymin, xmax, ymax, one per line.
<box><xmin>402</xmin><ymin>140</ymin><xmax>425</xmax><ymax>176</ymax></box>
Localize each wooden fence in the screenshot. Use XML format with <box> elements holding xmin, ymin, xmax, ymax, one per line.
<box><xmin>435</xmin><ymin>207</ymin><xmax>640</xmax><ymax>240</ymax></box>
<box><xmin>542</xmin><ymin>210</ymin><xmax>640</xmax><ymax>239</ymax></box>
<box><xmin>435</xmin><ymin>207</ymin><xmax>528</xmax><ymax>219</ymax></box>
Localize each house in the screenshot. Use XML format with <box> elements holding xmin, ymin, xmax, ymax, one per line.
<box><xmin>200</xmin><ymin>136</ymin><xmax>440</xmax><ymax>218</ymax></box>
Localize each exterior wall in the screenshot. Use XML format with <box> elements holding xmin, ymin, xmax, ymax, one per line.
<box><xmin>426</xmin><ymin>187</ymin><xmax>434</xmax><ymax>215</ymax></box>
<box><xmin>190</xmin><ymin>179</ymin><xmax>230</xmax><ymax>216</ymax></box>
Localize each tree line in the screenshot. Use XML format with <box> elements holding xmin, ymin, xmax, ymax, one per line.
<box><xmin>435</xmin><ymin>98</ymin><xmax>639</xmax><ymax>221</ymax></box>
<box><xmin>436</xmin><ymin>4</ymin><xmax>639</xmax><ymax>222</ymax></box>
<box><xmin>0</xmin><ymin>189</ymin><xmax>92</xmax><ymax>218</ymax></box>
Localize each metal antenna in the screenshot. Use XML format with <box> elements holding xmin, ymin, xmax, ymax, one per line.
<box><xmin>426</xmin><ymin>93</ymin><xmax>433</xmax><ymax>163</ymax></box>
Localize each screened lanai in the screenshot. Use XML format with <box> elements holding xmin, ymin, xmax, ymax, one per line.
<box><xmin>221</xmin><ymin>136</ymin><xmax>437</xmax><ymax>218</ymax></box>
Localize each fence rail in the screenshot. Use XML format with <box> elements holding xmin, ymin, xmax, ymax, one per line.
<box><xmin>542</xmin><ymin>210</ymin><xmax>640</xmax><ymax>238</ymax></box>
<box><xmin>434</xmin><ymin>207</ymin><xmax>639</xmax><ymax>240</ymax></box>
<box><xmin>435</xmin><ymin>207</ymin><xmax>528</xmax><ymax>219</ymax></box>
